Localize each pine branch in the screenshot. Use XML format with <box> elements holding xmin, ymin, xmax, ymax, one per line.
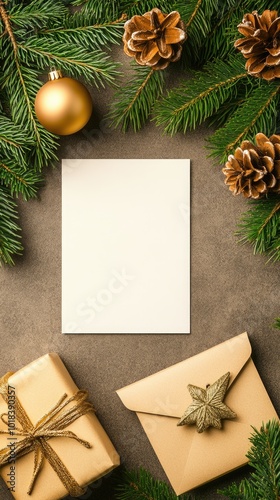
<box><xmin>0</xmin><ymin>184</ymin><xmax>23</xmax><ymax>266</ymax></box>
<box><xmin>208</xmin><ymin>81</ymin><xmax>280</xmax><ymax>162</ymax></box>
<box><xmin>8</xmin><ymin>0</ymin><xmax>68</xmax><ymax>30</ymax></box>
<box><xmin>202</xmin><ymin>0</ymin><xmax>271</xmax><ymax>63</ymax></box>
<box><xmin>39</xmin><ymin>12</ymin><xmax>125</xmax><ymax>51</ymax></box>
<box><xmin>227</xmin><ymin>0</ymin><xmax>278</xmax><ymax>40</ymax></box>
<box><xmin>108</xmin><ymin>65</ymin><xmax>164</xmax><ymax>132</ymax></box>
<box><xmin>0</xmin><ymin>115</ymin><xmax>33</xmax><ymax>166</ymax></box>
<box><xmin>154</xmin><ymin>56</ymin><xmax>248</xmax><ymax>135</ymax></box>
<box><xmin>202</xmin><ymin>1</ymin><xmax>243</xmax><ymax>62</ymax></box>
<box><xmin>274</xmin><ymin>318</ymin><xmax>280</xmax><ymax>329</ymax></box>
<box><xmin>0</xmin><ymin>0</ymin><xmax>120</xmax><ymax>264</ymax></box>
<box><xmin>237</xmin><ymin>196</ymin><xmax>280</xmax><ymax>261</ymax></box>
<box><xmin>220</xmin><ymin>481</ymin><xmax>261</xmax><ymax>499</ymax></box>
<box><xmin>176</xmin><ymin>0</ymin><xmax>219</xmax><ymax>65</ymax></box>
<box><xmin>119</xmin><ymin>0</ymin><xmax>171</xmax><ymax>17</ymax></box>
<box><xmin>72</xmin><ymin>0</ymin><xmax>172</xmax><ymax>19</ymax></box>
<box><xmin>0</xmin><ymin>159</ymin><xmax>43</xmax><ymax>200</ymax></box>
<box><xmin>267</xmin><ymin>239</ymin><xmax>280</xmax><ymax>263</ymax></box>
<box><xmin>1</xmin><ymin>62</ymin><xmax>59</xmax><ymax>170</ymax></box>
<box><xmin>220</xmin><ymin>420</ymin><xmax>280</xmax><ymax>500</ymax></box>
<box><xmin>0</xmin><ymin>3</ymin><xmax>59</xmax><ymax>170</ymax></box>
<box><xmin>17</xmin><ymin>39</ymin><xmax>120</xmax><ymax>88</ymax></box>
<box><xmin>72</xmin><ymin>0</ymin><xmax>121</xmax><ymax>20</ymax></box>
<box><xmin>115</xmin><ymin>467</ymin><xmax>196</xmax><ymax>500</ymax></box>
<box><xmin>208</xmin><ymin>94</ymin><xmax>247</xmax><ymax>129</ymax></box>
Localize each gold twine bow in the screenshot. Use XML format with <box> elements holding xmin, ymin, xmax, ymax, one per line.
<box><xmin>0</xmin><ymin>373</ymin><xmax>94</xmax><ymax>496</ymax></box>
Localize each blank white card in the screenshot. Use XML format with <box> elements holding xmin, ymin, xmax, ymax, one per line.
<box><xmin>62</xmin><ymin>159</ymin><xmax>190</xmax><ymax>334</ymax></box>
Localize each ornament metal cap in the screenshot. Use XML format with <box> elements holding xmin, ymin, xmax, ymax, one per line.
<box><xmin>48</xmin><ymin>70</ymin><xmax>63</xmax><ymax>81</ymax></box>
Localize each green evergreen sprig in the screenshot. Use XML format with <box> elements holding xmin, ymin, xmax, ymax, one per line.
<box><xmin>0</xmin><ymin>116</ymin><xmax>33</xmax><ymax>166</ymax></box>
<box><xmin>0</xmin><ymin>186</ymin><xmax>23</xmax><ymax>266</ymax></box>
<box><xmin>115</xmin><ymin>467</ymin><xmax>195</xmax><ymax>500</ymax></box>
<box><xmin>39</xmin><ymin>12</ymin><xmax>125</xmax><ymax>50</ymax></box>
<box><xmin>17</xmin><ymin>40</ymin><xmax>119</xmax><ymax>87</ymax></box>
<box><xmin>108</xmin><ymin>65</ymin><xmax>164</xmax><ymax>132</ymax></box>
<box><xmin>237</xmin><ymin>196</ymin><xmax>280</xmax><ymax>262</ymax></box>
<box><xmin>274</xmin><ymin>318</ymin><xmax>280</xmax><ymax>329</ymax></box>
<box><xmin>154</xmin><ymin>56</ymin><xmax>248</xmax><ymax>135</ymax></box>
<box><xmin>120</xmin><ymin>0</ymin><xmax>171</xmax><ymax>18</ymax></box>
<box><xmin>202</xmin><ymin>0</ymin><xmax>274</xmax><ymax>63</ymax></box>
<box><xmin>71</xmin><ymin>0</ymin><xmax>121</xmax><ymax>20</ymax></box>
<box><xmin>219</xmin><ymin>420</ymin><xmax>280</xmax><ymax>500</ymax></box>
<box><xmin>173</xmin><ymin>0</ymin><xmax>221</xmax><ymax>67</ymax></box>
<box><xmin>208</xmin><ymin>80</ymin><xmax>280</xmax><ymax>162</ymax></box>
<box><xmin>71</xmin><ymin>0</ymin><xmax>171</xmax><ymax>19</ymax></box>
<box><xmin>0</xmin><ymin>0</ymin><xmax>122</xmax><ymax>266</ymax></box>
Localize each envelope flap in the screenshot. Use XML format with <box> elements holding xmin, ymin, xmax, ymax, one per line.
<box><xmin>116</xmin><ymin>333</ymin><xmax>251</xmax><ymax>418</ymax></box>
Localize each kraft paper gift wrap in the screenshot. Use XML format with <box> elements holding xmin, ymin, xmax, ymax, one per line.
<box><xmin>117</xmin><ymin>332</ymin><xmax>278</xmax><ymax>495</ymax></box>
<box><xmin>0</xmin><ymin>353</ymin><xmax>120</xmax><ymax>500</ymax></box>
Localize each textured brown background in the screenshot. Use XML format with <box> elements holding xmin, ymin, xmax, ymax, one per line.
<box><xmin>0</xmin><ymin>48</ymin><xmax>279</xmax><ymax>499</ymax></box>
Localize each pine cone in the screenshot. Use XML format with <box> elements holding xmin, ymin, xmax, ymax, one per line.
<box><xmin>235</xmin><ymin>10</ymin><xmax>280</xmax><ymax>80</ymax></box>
<box><xmin>123</xmin><ymin>8</ymin><xmax>186</xmax><ymax>70</ymax></box>
<box><xmin>222</xmin><ymin>133</ymin><xmax>280</xmax><ymax>199</ymax></box>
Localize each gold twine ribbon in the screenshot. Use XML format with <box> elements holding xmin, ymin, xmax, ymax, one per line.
<box><xmin>0</xmin><ymin>373</ymin><xmax>94</xmax><ymax>496</ymax></box>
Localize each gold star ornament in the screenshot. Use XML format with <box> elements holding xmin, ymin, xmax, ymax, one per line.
<box><xmin>177</xmin><ymin>372</ymin><xmax>237</xmax><ymax>433</ymax></box>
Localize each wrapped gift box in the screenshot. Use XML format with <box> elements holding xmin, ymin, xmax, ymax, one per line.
<box><xmin>0</xmin><ymin>353</ymin><xmax>120</xmax><ymax>500</ymax></box>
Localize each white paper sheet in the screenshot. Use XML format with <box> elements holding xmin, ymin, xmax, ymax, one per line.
<box><xmin>62</xmin><ymin>159</ymin><xmax>190</xmax><ymax>333</ymax></box>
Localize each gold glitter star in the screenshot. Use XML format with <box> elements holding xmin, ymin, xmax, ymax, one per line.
<box><xmin>177</xmin><ymin>372</ymin><xmax>237</xmax><ymax>433</ymax></box>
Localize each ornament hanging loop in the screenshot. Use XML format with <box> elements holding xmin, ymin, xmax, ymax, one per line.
<box><xmin>48</xmin><ymin>70</ymin><xmax>63</xmax><ymax>81</ymax></box>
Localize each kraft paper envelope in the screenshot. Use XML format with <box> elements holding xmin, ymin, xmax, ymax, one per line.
<box><xmin>62</xmin><ymin>159</ymin><xmax>190</xmax><ymax>334</ymax></box>
<box><xmin>116</xmin><ymin>333</ymin><xmax>278</xmax><ymax>495</ymax></box>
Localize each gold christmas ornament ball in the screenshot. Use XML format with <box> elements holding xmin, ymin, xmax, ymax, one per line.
<box><xmin>35</xmin><ymin>70</ymin><xmax>93</xmax><ymax>135</ymax></box>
